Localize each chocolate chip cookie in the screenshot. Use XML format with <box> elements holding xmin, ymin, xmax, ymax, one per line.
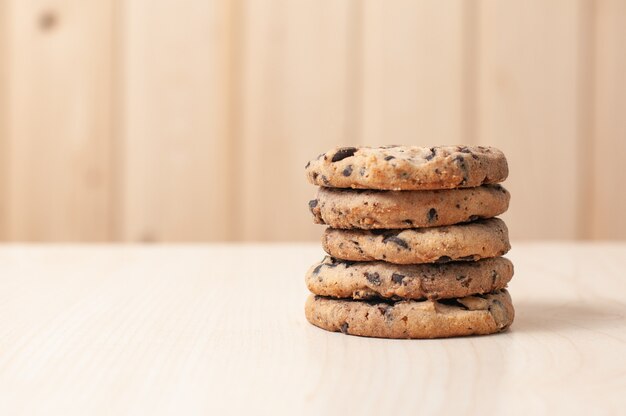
<box><xmin>309</xmin><ymin>184</ymin><xmax>510</xmax><ymax>229</ymax></box>
<box><xmin>305</xmin><ymin>289</ymin><xmax>514</xmax><ymax>339</ymax></box>
<box><xmin>322</xmin><ymin>218</ymin><xmax>510</xmax><ymax>264</ymax></box>
<box><xmin>306</xmin><ymin>256</ymin><xmax>513</xmax><ymax>300</ymax></box>
<box><xmin>305</xmin><ymin>145</ymin><xmax>508</xmax><ymax>190</ymax></box>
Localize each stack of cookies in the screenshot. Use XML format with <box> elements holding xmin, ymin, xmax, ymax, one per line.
<box><xmin>304</xmin><ymin>145</ymin><xmax>514</xmax><ymax>339</ymax></box>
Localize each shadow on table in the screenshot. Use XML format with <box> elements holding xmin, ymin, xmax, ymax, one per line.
<box><xmin>512</xmin><ymin>299</ymin><xmax>624</xmax><ymax>333</ymax></box>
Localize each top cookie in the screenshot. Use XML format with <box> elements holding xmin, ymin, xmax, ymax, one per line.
<box><xmin>305</xmin><ymin>145</ymin><xmax>508</xmax><ymax>190</ymax></box>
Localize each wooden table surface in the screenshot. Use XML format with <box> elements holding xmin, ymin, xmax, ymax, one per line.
<box><xmin>0</xmin><ymin>243</ymin><xmax>624</xmax><ymax>415</ymax></box>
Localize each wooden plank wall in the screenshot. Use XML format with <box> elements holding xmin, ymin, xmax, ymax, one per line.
<box><xmin>0</xmin><ymin>0</ymin><xmax>624</xmax><ymax>242</ymax></box>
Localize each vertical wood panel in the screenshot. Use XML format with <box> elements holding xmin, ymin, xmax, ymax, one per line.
<box><xmin>590</xmin><ymin>0</ymin><xmax>626</xmax><ymax>239</ymax></box>
<box><xmin>0</xmin><ymin>0</ymin><xmax>8</xmax><ymax>239</ymax></box>
<box><xmin>360</xmin><ymin>0</ymin><xmax>467</xmax><ymax>146</ymax></box>
<box><xmin>238</xmin><ymin>0</ymin><xmax>355</xmax><ymax>240</ymax></box>
<box><xmin>476</xmin><ymin>0</ymin><xmax>584</xmax><ymax>239</ymax></box>
<box><xmin>5</xmin><ymin>0</ymin><xmax>113</xmax><ymax>241</ymax></box>
<box><xmin>120</xmin><ymin>0</ymin><xmax>234</xmax><ymax>241</ymax></box>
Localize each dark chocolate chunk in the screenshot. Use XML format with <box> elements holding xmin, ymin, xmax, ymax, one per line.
<box><xmin>391</xmin><ymin>273</ymin><xmax>405</xmax><ymax>284</ymax></box>
<box><xmin>312</xmin><ymin>264</ymin><xmax>323</xmax><ymax>275</ymax></box>
<box><xmin>427</xmin><ymin>208</ymin><xmax>438</xmax><ymax>222</ymax></box>
<box><xmin>340</xmin><ymin>322</ymin><xmax>349</xmax><ymax>334</ymax></box>
<box><xmin>425</xmin><ymin>147</ymin><xmax>436</xmax><ymax>161</ymax></box>
<box><xmin>384</xmin><ymin>236</ymin><xmax>409</xmax><ymax>250</ymax></box>
<box><xmin>342</xmin><ymin>165</ymin><xmax>353</xmax><ymax>176</ymax></box>
<box><xmin>331</xmin><ymin>147</ymin><xmax>357</xmax><ymax>162</ymax></box>
<box><xmin>454</xmin><ymin>155</ymin><xmax>469</xmax><ymax>185</ymax></box>
<box><xmin>384</xmin><ymin>155</ymin><xmax>395</xmax><ymax>161</ymax></box>
<box><xmin>435</xmin><ymin>255</ymin><xmax>452</xmax><ymax>263</ymax></box>
<box><xmin>377</xmin><ymin>305</ymin><xmax>391</xmax><ymax>316</ymax></box>
<box><xmin>305</xmin><ymin>161</ymin><xmax>311</xmax><ymax>168</ymax></box>
<box><xmin>308</xmin><ymin>199</ymin><xmax>318</xmax><ymax>209</ymax></box>
<box><xmin>331</xmin><ymin>258</ymin><xmax>356</xmax><ymax>267</ymax></box>
<box><xmin>365</xmin><ymin>272</ymin><xmax>381</xmax><ymax>286</ymax></box>
<box><xmin>491</xmin><ymin>270</ymin><xmax>499</xmax><ymax>286</ymax></box>
<box><xmin>321</xmin><ymin>175</ymin><xmax>330</xmax><ymax>185</ymax></box>
<box><xmin>312</xmin><ymin>172</ymin><xmax>319</xmax><ymax>181</ymax></box>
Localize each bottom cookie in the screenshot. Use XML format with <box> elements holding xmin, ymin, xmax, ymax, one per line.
<box><xmin>305</xmin><ymin>289</ymin><xmax>514</xmax><ymax>339</ymax></box>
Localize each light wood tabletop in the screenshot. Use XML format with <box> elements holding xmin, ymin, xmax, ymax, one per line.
<box><xmin>0</xmin><ymin>243</ymin><xmax>624</xmax><ymax>415</ymax></box>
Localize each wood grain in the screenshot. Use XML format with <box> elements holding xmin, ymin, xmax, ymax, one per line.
<box><xmin>3</xmin><ymin>0</ymin><xmax>113</xmax><ymax>241</ymax></box>
<box><xmin>238</xmin><ymin>1</ymin><xmax>356</xmax><ymax>241</ymax></box>
<box><xmin>0</xmin><ymin>1</ymin><xmax>625</xmax><ymax>241</ymax></box>
<box><xmin>118</xmin><ymin>0</ymin><xmax>235</xmax><ymax>242</ymax></box>
<box><xmin>590</xmin><ymin>0</ymin><xmax>626</xmax><ymax>239</ymax></box>
<box><xmin>0</xmin><ymin>244</ymin><xmax>624</xmax><ymax>415</ymax></box>
<box><xmin>476</xmin><ymin>0</ymin><xmax>585</xmax><ymax>240</ymax></box>
<box><xmin>360</xmin><ymin>0</ymin><xmax>467</xmax><ymax>146</ymax></box>
<box><xmin>0</xmin><ymin>0</ymin><xmax>8</xmax><ymax>239</ymax></box>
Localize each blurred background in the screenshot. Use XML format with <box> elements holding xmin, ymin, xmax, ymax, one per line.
<box><xmin>0</xmin><ymin>0</ymin><xmax>624</xmax><ymax>242</ymax></box>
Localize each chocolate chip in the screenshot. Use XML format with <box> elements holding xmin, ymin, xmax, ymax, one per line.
<box><xmin>325</xmin><ymin>261</ymin><xmax>340</xmax><ymax>269</ymax></box>
<box><xmin>384</xmin><ymin>236</ymin><xmax>409</xmax><ymax>249</ymax></box>
<box><xmin>331</xmin><ymin>258</ymin><xmax>356</xmax><ymax>267</ymax></box>
<box><xmin>305</xmin><ymin>161</ymin><xmax>311</xmax><ymax>168</ymax></box>
<box><xmin>312</xmin><ymin>172</ymin><xmax>319</xmax><ymax>180</ymax></box>
<box><xmin>458</xmin><ymin>146</ymin><xmax>471</xmax><ymax>154</ymax></box>
<box><xmin>391</xmin><ymin>273</ymin><xmax>405</xmax><ymax>284</ymax></box>
<box><xmin>365</xmin><ymin>272</ymin><xmax>381</xmax><ymax>286</ymax></box>
<box><xmin>384</xmin><ymin>155</ymin><xmax>395</xmax><ymax>161</ymax></box>
<box><xmin>455</xmin><ymin>204</ymin><xmax>461</xmax><ymax>209</ymax></box>
<box><xmin>340</xmin><ymin>322</ymin><xmax>349</xmax><ymax>334</ymax></box>
<box><xmin>308</xmin><ymin>199</ymin><xmax>318</xmax><ymax>209</ymax></box>
<box><xmin>312</xmin><ymin>264</ymin><xmax>323</xmax><ymax>274</ymax></box>
<box><xmin>331</xmin><ymin>147</ymin><xmax>357</xmax><ymax>162</ymax></box>
<box><xmin>342</xmin><ymin>165</ymin><xmax>353</xmax><ymax>176</ymax></box>
<box><xmin>427</xmin><ymin>208</ymin><xmax>438</xmax><ymax>222</ymax></box>
<box><xmin>435</xmin><ymin>255</ymin><xmax>452</xmax><ymax>263</ymax></box>
<box><xmin>359</xmin><ymin>167</ymin><xmax>366</xmax><ymax>176</ymax></box>
<box><xmin>321</xmin><ymin>175</ymin><xmax>330</xmax><ymax>185</ymax></box>
<box><xmin>454</xmin><ymin>155</ymin><xmax>469</xmax><ymax>185</ymax></box>
<box><xmin>491</xmin><ymin>270</ymin><xmax>499</xmax><ymax>286</ymax></box>
<box><xmin>425</xmin><ymin>147</ymin><xmax>436</xmax><ymax>161</ymax></box>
